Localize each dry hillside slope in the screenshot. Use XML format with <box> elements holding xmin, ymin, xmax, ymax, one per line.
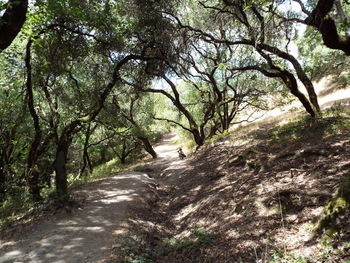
<box><xmin>118</xmin><ymin>116</ymin><xmax>350</xmax><ymax>263</ymax></box>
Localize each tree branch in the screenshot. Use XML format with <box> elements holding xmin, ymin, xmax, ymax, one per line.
<box><xmin>0</xmin><ymin>0</ymin><xmax>28</xmax><ymax>52</ymax></box>
<box><xmin>152</xmin><ymin>116</ymin><xmax>192</xmax><ymax>132</ymax></box>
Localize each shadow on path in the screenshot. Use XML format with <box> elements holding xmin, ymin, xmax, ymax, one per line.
<box><xmin>0</xmin><ymin>133</ymin><xmax>185</xmax><ymax>263</ymax></box>
<box><xmin>0</xmin><ymin>173</ymin><xmax>154</xmax><ymax>263</ymax></box>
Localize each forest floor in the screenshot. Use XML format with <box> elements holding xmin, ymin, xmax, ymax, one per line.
<box><xmin>111</xmin><ymin>73</ymin><xmax>350</xmax><ymax>263</ymax></box>
<box><xmin>0</xmin><ymin>133</ymin><xmax>184</xmax><ymax>263</ymax></box>
<box><xmin>117</xmin><ymin>117</ymin><xmax>350</xmax><ymax>263</ymax></box>
<box><xmin>0</xmin><ymin>171</ymin><xmax>158</xmax><ymax>262</ymax></box>
<box><xmin>0</xmin><ymin>74</ymin><xmax>350</xmax><ymax>263</ymax></box>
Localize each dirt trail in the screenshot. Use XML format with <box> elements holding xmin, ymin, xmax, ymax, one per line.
<box><xmin>0</xmin><ymin>134</ymin><xmax>182</xmax><ymax>263</ymax></box>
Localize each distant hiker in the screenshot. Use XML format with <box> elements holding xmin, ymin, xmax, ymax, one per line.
<box><xmin>177</xmin><ymin>148</ymin><xmax>186</xmax><ymax>160</ymax></box>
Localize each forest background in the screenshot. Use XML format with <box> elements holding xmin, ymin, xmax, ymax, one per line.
<box><xmin>0</xmin><ymin>0</ymin><xmax>350</xmax><ymax>228</ymax></box>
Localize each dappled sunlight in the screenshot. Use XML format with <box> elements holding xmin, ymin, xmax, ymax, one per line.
<box><xmin>174</xmin><ymin>202</ymin><xmax>203</xmax><ymax>222</ymax></box>
<box><xmin>155</xmin><ymin>144</ymin><xmax>178</xmax><ymax>158</ymax></box>
<box><xmin>315</xmin><ymin>73</ymin><xmax>350</xmax><ymax>101</ymax></box>
<box><xmin>236</xmin><ymin>74</ymin><xmax>350</xmax><ymax>133</ymax></box>
<box><xmin>154</xmin><ymin>133</ymin><xmax>182</xmax><ymax>159</ymax></box>
<box><xmin>1</xmin><ymin>116</ymin><xmax>348</xmax><ymax>262</ymax></box>
<box><xmin>163</xmin><ymin>160</ymin><xmax>187</xmax><ymax>171</ymax></box>
<box><xmin>137</xmin><ymin>124</ymin><xmax>350</xmax><ymax>262</ymax></box>
<box><xmin>135</xmin><ymin>133</ymin><xmax>191</xmax><ymax>185</ymax></box>
<box><xmin>274</xmin><ymin>221</ymin><xmax>315</xmax><ymax>256</ymax></box>
<box><xmin>0</xmin><ymin>172</ymin><xmax>155</xmax><ymax>263</ymax></box>
<box><xmin>1</xmin><ymin>250</ymin><xmax>22</xmax><ymax>260</ymax></box>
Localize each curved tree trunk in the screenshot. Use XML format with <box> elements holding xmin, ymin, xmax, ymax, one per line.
<box><xmin>229</xmin><ymin>62</ymin><xmax>316</xmax><ymax>117</ymax></box>
<box><xmin>145</xmin><ymin>75</ymin><xmax>206</xmax><ymax>147</ymax></box>
<box><xmin>25</xmin><ymin>37</ymin><xmax>43</xmax><ymax>202</ymax></box>
<box><xmin>281</xmin><ymin>71</ymin><xmax>316</xmax><ymax>117</ymax></box>
<box><xmin>192</xmin><ymin>129</ymin><xmax>205</xmax><ymax>147</ymax></box>
<box><xmin>305</xmin><ymin>0</ymin><xmax>350</xmax><ymax>55</ymax></box>
<box><xmin>256</xmin><ymin>42</ymin><xmax>321</xmax><ymax>114</ymax></box>
<box><xmin>0</xmin><ymin>0</ymin><xmax>28</xmax><ymax>52</ymax></box>
<box><xmin>138</xmin><ymin>136</ymin><xmax>157</xmax><ymax>159</ymax></box>
<box><xmin>52</xmin><ymin>54</ymin><xmax>144</xmax><ymax>200</ymax></box>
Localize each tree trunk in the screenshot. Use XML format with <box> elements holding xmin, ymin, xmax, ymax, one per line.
<box><xmin>120</xmin><ymin>140</ymin><xmax>127</xmax><ymax>164</ymax></box>
<box><xmin>25</xmin><ymin>37</ymin><xmax>43</xmax><ymax>202</ymax></box>
<box><xmin>52</xmin><ymin>55</ymin><xmax>143</xmax><ymax>201</ymax></box>
<box><xmin>192</xmin><ymin>129</ymin><xmax>205</xmax><ymax>147</ymax></box>
<box><xmin>79</xmin><ymin>124</ymin><xmax>93</xmax><ymax>177</ymax></box>
<box><xmin>305</xmin><ymin>0</ymin><xmax>350</xmax><ymax>55</ymax></box>
<box><xmin>54</xmin><ymin>123</ymin><xmax>78</xmax><ymax>200</ymax></box>
<box><xmin>26</xmin><ymin>131</ymin><xmax>43</xmax><ymax>202</ymax></box>
<box><xmin>138</xmin><ymin>137</ymin><xmax>157</xmax><ymax>158</ymax></box>
<box><xmin>54</xmin><ymin>137</ymin><xmax>71</xmax><ymax>200</ymax></box>
<box><xmin>0</xmin><ymin>159</ymin><xmax>6</xmax><ymax>202</ymax></box>
<box><xmin>120</xmin><ymin>156</ymin><xmax>127</xmax><ymax>164</ymax></box>
<box><xmin>0</xmin><ymin>0</ymin><xmax>28</xmax><ymax>52</ymax></box>
<box><xmin>256</xmin><ymin>42</ymin><xmax>321</xmax><ymax>114</ymax></box>
<box><xmin>281</xmin><ymin>71</ymin><xmax>316</xmax><ymax>117</ymax></box>
<box><xmin>27</xmin><ymin>169</ymin><xmax>41</xmax><ymax>202</ymax></box>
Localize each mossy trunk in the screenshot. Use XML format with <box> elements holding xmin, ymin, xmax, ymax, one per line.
<box><xmin>315</xmin><ymin>176</ymin><xmax>350</xmax><ymax>235</ymax></box>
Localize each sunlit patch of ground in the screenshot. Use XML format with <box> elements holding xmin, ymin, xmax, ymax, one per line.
<box><xmin>237</xmin><ymin>73</ymin><xmax>350</xmax><ymax>132</ymax></box>
<box><xmin>315</xmin><ymin>73</ymin><xmax>350</xmax><ymax>107</ymax></box>
<box><xmin>0</xmin><ymin>172</ymin><xmax>156</xmax><ymax>263</ymax></box>
<box><xmin>124</xmin><ymin>115</ymin><xmax>350</xmax><ymax>262</ymax></box>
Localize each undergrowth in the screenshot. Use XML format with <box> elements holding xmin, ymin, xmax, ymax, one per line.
<box><xmin>269</xmin><ymin>114</ymin><xmax>350</xmax><ymax>147</ymax></box>
<box><xmin>0</xmin><ymin>156</ymin><xmax>145</xmax><ymax>229</ymax></box>
<box><xmin>266</xmin><ymin>249</ymin><xmax>306</xmax><ymax>263</ymax></box>
<box><xmin>206</xmin><ymin>130</ymin><xmax>231</xmax><ymax>146</ymax></box>
<box><xmin>0</xmin><ymin>191</ymin><xmax>32</xmax><ymax>228</ymax></box>
<box><xmin>120</xmin><ymin>227</ymin><xmax>215</xmax><ymax>263</ymax></box>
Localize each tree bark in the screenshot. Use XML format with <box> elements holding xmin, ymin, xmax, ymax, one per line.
<box><xmin>280</xmin><ymin>70</ymin><xmax>316</xmax><ymax>117</ymax></box>
<box><xmin>79</xmin><ymin>124</ymin><xmax>93</xmax><ymax>177</ymax></box>
<box><xmin>255</xmin><ymin>42</ymin><xmax>321</xmax><ymax>114</ymax></box>
<box><xmin>54</xmin><ymin>137</ymin><xmax>71</xmax><ymax>200</ymax></box>
<box><xmin>53</xmin><ymin>120</ymin><xmax>80</xmax><ymax>200</ymax></box>
<box><xmin>0</xmin><ymin>159</ymin><xmax>6</xmax><ymax>202</ymax></box>
<box><xmin>305</xmin><ymin>0</ymin><xmax>350</xmax><ymax>55</ymax></box>
<box><xmin>192</xmin><ymin>129</ymin><xmax>205</xmax><ymax>147</ymax></box>
<box><xmin>52</xmin><ymin>54</ymin><xmax>144</xmax><ymax>200</ymax></box>
<box><xmin>138</xmin><ymin>136</ymin><xmax>157</xmax><ymax>159</ymax></box>
<box><xmin>0</xmin><ymin>0</ymin><xmax>28</xmax><ymax>52</ymax></box>
<box><xmin>25</xmin><ymin>37</ymin><xmax>43</xmax><ymax>202</ymax></box>
<box><xmin>230</xmin><ymin>64</ymin><xmax>316</xmax><ymax>117</ymax></box>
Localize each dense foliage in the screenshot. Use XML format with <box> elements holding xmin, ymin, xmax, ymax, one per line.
<box><xmin>0</xmin><ymin>0</ymin><xmax>349</xmax><ymax>212</ymax></box>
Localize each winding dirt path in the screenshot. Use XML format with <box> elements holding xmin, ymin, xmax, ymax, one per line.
<box><xmin>0</xmin><ymin>134</ymin><xmax>183</xmax><ymax>263</ymax></box>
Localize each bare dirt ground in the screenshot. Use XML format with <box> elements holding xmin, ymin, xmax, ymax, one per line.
<box><xmin>0</xmin><ymin>133</ymin><xmax>185</xmax><ymax>263</ymax></box>
<box><xmin>0</xmin><ymin>172</ymin><xmax>158</xmax><ymax>263</ymax></box>
<box><xmin>113</xmin><ymin>76</ymin><xmax>350</xmax><ymax>263</ymax></box>
<box><xmin>120</xmin><ymin>119</ymin><xmax>350</xmax><ymax>263</ymax></box>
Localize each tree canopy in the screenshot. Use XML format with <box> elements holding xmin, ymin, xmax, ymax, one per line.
<box><xmin>0</xmin><ymin>0</ymin><xmax>349</xmax><ymax>204</ymax></box>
